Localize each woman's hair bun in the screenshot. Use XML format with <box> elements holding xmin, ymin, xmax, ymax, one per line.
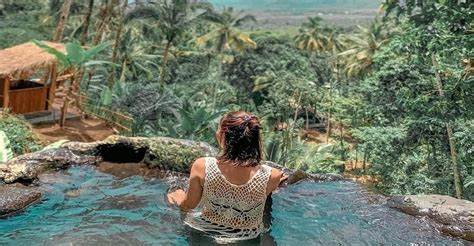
<box><xmin>217</xmin><ymin>111</ymin><xmax>262</xmax><ymax>167</ymax></box>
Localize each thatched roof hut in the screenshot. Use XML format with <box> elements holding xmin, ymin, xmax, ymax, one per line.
<box><xmin>0</xmin><ymin>41</ymin><xmax>65</xmax><ymax>78</ymax></box>
<box><xmin>0</xmin><ymin>42</ymin><xmax>66</xmax><ymax>114</ymax></box>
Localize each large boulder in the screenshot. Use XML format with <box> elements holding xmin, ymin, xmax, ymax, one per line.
<box><xmin>0</xmin><ymin>148</ymin><xmax>98</xmax><ymax>183</ymax></box>
<box><xmin>0</xmin><ymin>135</ymin><xmax>217</xmax><ymax>183</ymax></box>
<box><xmin>0</xmin><ymin>183</ymin><xmax>42</xmax><ymax>217</ymax></box>
<box><xmin>388</xmin><ymin>195</ymin><xmax>474</xmax><ymax>241</ymax></box>
<box><xmin>63</xmin><ymin>135</ymin><xmax>218</xmax><ymax>172</ymax></box>
<box><xmin>0</xmin><ymin>135</ymin><xmax>344</xmax><ymax>185</ymax></box>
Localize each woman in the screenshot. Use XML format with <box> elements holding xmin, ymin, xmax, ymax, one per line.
<box><xmin>167</xmin><ymin>111</ymin><xmax>285</xmax><ymax>241</ymax></box>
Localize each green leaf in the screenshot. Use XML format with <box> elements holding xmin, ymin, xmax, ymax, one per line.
<box><xmin>84</xmin><ymin>60</ymin><xmax>118</xmax><ymax>67</ymax></box>
<box><xmin>32</xmin><ymin>40</ymin><xmax>70</xmax><ymax>67</ymax></box>
<box><xmin>464</xmin><ymin>176</ymin><xmax>474</xmax><ymax>188</ymax></box>
<box><xmin>100</xmin><ymin>87</ymin><xmax>113</xmax><ymax>106</ymax></box>
<box><xmin>65</xmin><ymin>41</ymin><xmax>84</xmax><ymax>65</ymax></box>
<box><xmin>84</xmin><ymin>42</ymin><xmax>110</xmax><ymax>60</ymax></box>
<box><xmin>0</xmin><ymin>131</ymin><xmax>14</xmax><ymax>162</ymax></box>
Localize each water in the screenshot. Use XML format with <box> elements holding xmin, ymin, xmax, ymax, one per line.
<box><xmin>0</xmin><ymin>165</ymin><xmax>467</xmax><ymax>245</ymax></box>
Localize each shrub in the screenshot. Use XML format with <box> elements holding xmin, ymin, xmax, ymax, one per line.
<box><xmin>0</xmin><ymin>111</ymin><xmax>41</xmax><ymax>155</ymax></box>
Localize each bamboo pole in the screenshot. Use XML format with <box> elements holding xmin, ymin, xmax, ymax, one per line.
<box><xmin>47</xmin><ymin>64</ymin><xmax>58</xmax><ymax>110</ymax></box>
<box><xmin>60</xmin><ymin>75</ymin><xmax>74</xmax><ymax>127</ymax></box>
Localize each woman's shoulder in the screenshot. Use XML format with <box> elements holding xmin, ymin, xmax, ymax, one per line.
<box><xmin>190</xmin><ymin>157</ymin><xmax>208</xmax><ymax>175</ymax></box>
<box><xmin>261</xmin><ymin>163</ymin><xmax>283</xmax><ymax>177</ymax></box>
<box><xmin>264</xmin><ymin>166</ymin><xmax>284</xmax><ymax>194</ymax></box>
<box><xmin>194</xmin><ymin>156</ymin><xmax>217</xmax><ymax>164</ymax></box>
<box><xmin>269</xmin><ymin>167</ymin><xmax>283</xmax><ymax>180</ymax></box>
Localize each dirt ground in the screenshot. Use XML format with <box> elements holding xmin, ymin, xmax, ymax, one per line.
<box><xmin>302</xmin><ymin>129</ymin><xmax>332</xmax><ymax>144</ymax></box>
<box><xmin>32</xmin><ymin>117</ymin><xmax>116</xmax><ymax>145</ymax></box>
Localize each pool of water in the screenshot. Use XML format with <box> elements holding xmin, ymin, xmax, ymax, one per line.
<box><xmin>0</xmin><ymin>165</ymin><xmax>468</xmax><ymax>245</ymax></box>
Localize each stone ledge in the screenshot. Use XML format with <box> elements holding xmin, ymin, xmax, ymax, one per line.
<box><xmin>388</xmin><ymin>194</ymin><xmax>474</xmax><ymax>241</ymax></box>
<box><xmin>0</xmin><ymin>183</ymin><xmax>42</xmax><ymax>217</ymax></box>
<box><xmin>0</xmin><ymin>148</ymin><xmax>98</xmax><ymax>183</ymax></box>
<box><xmin>0</xmin><ymin>136</ymin><xmax>343</xmax><ymax>184</ymax></box>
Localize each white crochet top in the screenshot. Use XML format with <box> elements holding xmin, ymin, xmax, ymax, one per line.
<box><xmin>184</xmin><ymin>157</ymin><xmax>272</xmax><ymax>242</ymax></box>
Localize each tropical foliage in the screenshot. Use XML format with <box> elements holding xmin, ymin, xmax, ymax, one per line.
<box><xmin>0</xmin><ymin>131</ymin><xmax>14</xmax><ymax>162</ymax></box>
<box><xmin>33</xmin><ymin>40</ymin><xmax>110</xmax><ymax>126</ymax></box>
<box><xmin>1</xmin><ymin>0</ymin><xmax>472</xmax><ymax>201</ymax></box>
<box><xmin>0</xmin><ymin>111</ymin><xmax>41</xmax><ymax>156</ymax></box>
<box><xmin>197</xmin><ymin>7</ymin><xmax>257</xmax><ymax>55</ymax></box>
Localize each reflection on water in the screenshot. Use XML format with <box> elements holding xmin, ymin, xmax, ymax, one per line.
<box><xmin>0</xmin><ymin>165</ymin><xmax>468</xmax><ymax>245</ymax></box>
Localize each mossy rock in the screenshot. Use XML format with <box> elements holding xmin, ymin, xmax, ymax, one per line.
<box><xmin>63</xmin><ymin>135</ymin><xmax>218</xmax><ymax>173</ymax></box>
<box><xmin>144</xmin><ymin>138</ymin><xmax>208</xmax><ymax>172</ymax></box>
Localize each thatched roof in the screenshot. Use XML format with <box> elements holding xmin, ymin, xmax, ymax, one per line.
<box><xmin>0</xmin><ymin>41</ymin><xmax>65</xmax><ymax>78</ymax></box>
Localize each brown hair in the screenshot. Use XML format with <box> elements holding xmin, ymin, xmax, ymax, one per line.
<box><xmin>216</xmin><ymin>111</ymin><xmax>263</xmax><ymax>167</ymax></box>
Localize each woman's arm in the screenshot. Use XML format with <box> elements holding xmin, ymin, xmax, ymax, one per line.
<box><xmin>266</xmin><ymin>168</ymin><xmax>287</xmax><ymax>195</ymax></box>
<box><xmin>167</xmin><ymin>158</ymin><xmax>206</xmax><ymax>211</ymax></box>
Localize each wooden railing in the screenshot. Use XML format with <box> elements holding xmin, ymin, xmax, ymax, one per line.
<box><xmin>78</xmin><ymin>94</ymin><xmax>134</xmax><ymax>133</ymax></box>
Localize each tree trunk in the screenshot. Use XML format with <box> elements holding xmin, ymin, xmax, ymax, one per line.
<box><xmin>305</xmin><ymin>108</ymin><xmax>309</xmax><ymax>130</ymax></box>
<box><xmin>340</xmin><ymin>124</ymin><xmax>344</xmax><ymax>160</ymax></box>
<box><xmin>92</xmin><ymin>0</ymin><xmax>115</xmax><ymax>45</ymax></box>
<box><xmin>160</xmin><ymin>41</ymin><xmax>172</xmax><ymax>85</ymax></box>
<box><xmin>431</xmin><ymin>54</ymin><xmax>463</xmax><ymax>199</ymax></box>
<box><xmin>80</xmin><ymin>0</ymin><xmax>95</xmax><ymax>45</ymax></box>
<box><xmin>362</xmin><ymin>149</ymin><xmax>367</xmax><ymax>172</ymax></box>
<box><xmin>60</xmin><ymin>75</ymin><xmax>75</xmax><ymax>127</ymax></box>
<box><xmin>53</xmin><ymin>0</ymin><xmax>73</xmax><ymax>42</ymax></box>
<box><xmin>355</xmin><ymin>147</ymin><xmax>358</xmax><ymax>169</ymax></box>
<box><xmin>108</xmin><ymin>0</ymin><xmax>128</xmax><ymax>88</ymax></box>
<box><xmin>119</xmin><ymin>59</ymin><xmax>127</xmax><ymax>82</ymax></box>
<box><xmin>326</xmin><ymin>82</ymin><xmax>332</xmax><ymax>143</ymax></box>
<box><xmin>326</xmin><ymin>113</ymin><xmax>331</xmax><ymax>143</ymax></box>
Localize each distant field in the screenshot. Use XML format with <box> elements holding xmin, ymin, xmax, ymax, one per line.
<box><xmin>206</xmin><ymin>0</ymin><xmax>383</xmax><ymax>28</ymax></box>
<box><xmin>208</xmin><ymin>0</ymin><xmax>381</xmax><ymax>12</ymax></box>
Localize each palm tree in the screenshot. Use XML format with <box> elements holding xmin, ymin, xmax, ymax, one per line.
<box><xmin>116</xmin><ymin>27</ymin><xmax>160</xmax><ymax>81</ymax></box>
<box><xmin>325</xmin><ymin>29</ymin><xmax>345</xmax><ymax>54</ymax></box>
<box><xmin>338</xmin><ymin>19</ymin><xmax>389</xmax><ymax>77</ymax></box>
<box><xmin>196</xmin><ymin>7</ymin><xmax>257</xmax><ymax>55</ymax></box>
<box><xmin>125</xmin><ymin>0</ymin><xmax>210</xmax><ymax>84</ymax></box>
<box><xmin>295</xmin><ymin>17</ymin><xmax>329</xmax><ymax>53</ymax></box>
<box><xmin>108</xmin><ymin>0</ymin><xmax>128</xmax><ymax>87</ymax></box>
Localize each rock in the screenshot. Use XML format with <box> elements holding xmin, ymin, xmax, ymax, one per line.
<box><xmin>0</xmin><ymin>148</ymin><xmax>98</xmax><ymax>183</ymax></box>
<box><xmin>0</xmin><ymin>183</ymin><xmax>42</xmax><ymax>217</ymax></box>
<box><xmin>311</xmin><ymin>173</ymin><xmax>346</xmax><ymax>182</ymax></box>
<box><xmin>141</xmin><ymin>136</ymin><xmax>217</xmax><ymax>172</ymax></box>
<box><xmin>0</xmin><ymin>136</ymin><xmax>215</xmax><ymax>183</ymax></box>
<box><xmin>388</xmin><ymin>195</ymin><xmax>474</xmax><ymax>241</ymax></box>
<box><xmin>264</xmin><ymin>161</ymin><xmax>345</xmax><ymax>185</ymax></box>
<box><xmin>97</xmin><ymin>162</ymin><xmax>183</xmax><ymax>180</ymax></box>
<box><xmin>63</xmin><ymin>135</ymin><xmax>217</xmax><ymax>172</ymax></box>
<box><xmin>0</xmin><ymin>135</ymin><xmax>344</xmax><ymax>184</ymax></box>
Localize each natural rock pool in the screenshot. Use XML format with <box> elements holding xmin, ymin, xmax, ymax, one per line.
<box><xmin>0</xmin><ymin>164</ymin><xmax>468</xmax><ymax>245</ymax></box>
